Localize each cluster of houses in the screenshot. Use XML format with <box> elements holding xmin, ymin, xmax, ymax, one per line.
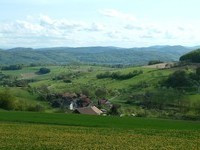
<box><xmin>65</xmin><ymin>93</ymin><xmax>112</xmax><ymax>115</ymax></box>
<box><xmin>46</xmin><ymin>92</ymin><xmax>113</xmax><ymax>115</ymax></box>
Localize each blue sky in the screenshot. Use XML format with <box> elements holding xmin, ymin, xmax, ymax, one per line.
<box><xmin>0</xmin><ymin>0</ymin><xmax>200</xmax><ymax>48</ymax></box>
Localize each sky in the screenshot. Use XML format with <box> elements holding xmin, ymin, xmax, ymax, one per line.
<box><xmin>0</xmin><ymin>0</ymin><xmax>200</xmax><ymax>48</ymax></box>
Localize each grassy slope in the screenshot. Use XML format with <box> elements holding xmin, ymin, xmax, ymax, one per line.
<box><xmin>1</xmin><ymin>65</ymin><xmax>170</xmax><ymax>89</ymax></box>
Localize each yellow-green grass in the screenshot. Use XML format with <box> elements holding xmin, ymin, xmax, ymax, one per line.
<box><xmin>0</xmin><ymin>122</ymin><xmax>200</xmax><ymax>150</ymax></box>
<box><xmin>0</xmin><ymin>111</ymin><xmax>200</xmax><ymax>150</ymax></box>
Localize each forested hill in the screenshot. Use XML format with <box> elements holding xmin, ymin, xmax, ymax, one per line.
<box><xmin>0</xmin><ymin>45</ymin><xmax>193</xmax><ymax>65</ymax></box>
<box><xmin>180</xmin><ymin>48</ymin><xmax>200</xmax><ymax>63</ymax></box>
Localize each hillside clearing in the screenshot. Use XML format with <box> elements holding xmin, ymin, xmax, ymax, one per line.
<box><xmin>20</xmin><ymin>73</ymin><xmax>38</xmax><ymax>79</ymax></box>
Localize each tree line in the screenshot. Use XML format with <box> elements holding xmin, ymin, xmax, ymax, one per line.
<box><xmin>96</xmin><ymin>70</ymin><xmax>143</xmax><ymax>80</ymax></box>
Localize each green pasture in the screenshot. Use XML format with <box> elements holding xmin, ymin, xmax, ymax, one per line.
<box><xmin>0</xmin><ymin>111</ymin><xmax>199</xmax><ymax>130</ymax></box>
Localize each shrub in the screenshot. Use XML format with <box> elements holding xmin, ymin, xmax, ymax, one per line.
<box><xmin>163</xmin><ymin>70</ymin><xmax>194</xmax><ymax>88</ymax></box>
<box><xmin>108</xmin><ymin>104</ymin><xmax>121</xmax><ymax>115</ymax></box>
<box><xmin>63</xmin><ymin>78</ymin><xmax>72</xmax><ymax>83</ymax></box>
<box><xmin>37</xmin><ymin>68</ymin><xmax>50</xmax><ymax>74</ymax></box>
<box><xmin>0</xmin><ymin>90</ymin><xmax>15</xmax><ymax>110</ymax></box>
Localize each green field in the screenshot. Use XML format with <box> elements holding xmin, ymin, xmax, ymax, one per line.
<box><xmin>0</xmin><ymin>111</ymin><xmax>200</xmax><ymax>149</ymax></box>
<box><xmin>1</xmin><ymin>111</ymin><xmax>200</xmax><ymax>130</ymax></box>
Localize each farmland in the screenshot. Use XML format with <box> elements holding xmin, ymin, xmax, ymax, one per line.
<box><xmin>1</xmin><ymin>63</ymin><xmax>200</xmax><ymax>119</ymax></box>
<box><xmin>0</xmin><ymin>111</ymin><xmax>200</xmax><ymax>150</ymax></box>
<box><xmin>1</xmin><ymin>57</ymin><xmax>200</xmax><ymax>149</ymax></box>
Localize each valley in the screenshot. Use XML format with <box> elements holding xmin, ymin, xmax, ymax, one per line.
<box><xmin>1</xmin><ymin>59</ymin><xmax>200</xmax><ymax>120</ymax></box>
<box><xmin>1</xmin><ymin>46</ymin><xmax>200</xmax><ymax>149</ymax></box>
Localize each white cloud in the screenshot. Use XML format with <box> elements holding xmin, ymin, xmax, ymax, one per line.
<box><xmin>99</xmin><ymin>9</ymin><xmax>136</xmax><ymax>22</ymax></box>
<box><xmin>0</xmin><ymin>15</ymin><xmax>108</xmax><ymax>47</ymax></box>
<box><xmin>39</xmin><ymin>15</ymin><xmax>54</xmax><ymax>26</ymax></box>
<box><xmin>16</xmin><ymin>20</ymin><xmax>43</xmax><ymax>33</ymax></box>
<box><xmin>39</xmin><ymin>15</ymin><xmax>88</xmax><ymax>31</ymax></box>
<box><xmin>0</xmin><ymin>13</ymin><xmax>200</xmax><ymax>48</ymax></box>
<box><xmin>84</xmin><ymin>23</ymin><xmax>105</xmax><ymax>32</ymax></box>
<box><xmin>124</xmin><ymin>25</ymin><xmax>143</xmax><ymax>30</ymax></box>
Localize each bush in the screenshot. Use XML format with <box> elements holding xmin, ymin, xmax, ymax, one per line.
<box><xmin>163</xmin><ymin>70</ymin><xmax>194</xmax><ymax>88</ymax></box>
<box><xmin>37</xmin><ymin>68</ymin><xmax>50</xmax><ymax>74</ymax></box>
<box><xmin>63</xmin><ymin>78</ymin><xmax>72</xmax><ymax>83</ymax></box>
<box><xmin>0</xmin><ymin>90</ymin><xmax>15</xmax><ymax>110</ymax></box>
<box><xmin>108</xmin><ymin>104</ymin><xmax>121</xmax><ymax>115</ymax></box>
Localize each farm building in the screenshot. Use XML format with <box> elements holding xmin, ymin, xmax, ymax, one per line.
<box><xmin>74</xmin><ymin>106</ymin><xmax>103</xmax><ymax>115</ymax></box>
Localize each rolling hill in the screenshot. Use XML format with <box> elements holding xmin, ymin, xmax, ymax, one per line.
<box><xmin>0</xmin><ymin>45</ymin><xmax>193</xmax><ymax>65</ymax></box>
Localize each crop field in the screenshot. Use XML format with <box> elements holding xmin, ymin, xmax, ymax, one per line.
<box><xmin>0</xmin><ymin>122</ymin><xmax>200</xmax><ymax>150</ymax></box>
<box><xmin>0</xmin><ymin>111</ymin><xmax>200</xmax><ymax>150</ymax></box>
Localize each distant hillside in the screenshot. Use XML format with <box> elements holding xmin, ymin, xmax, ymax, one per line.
<box><xmin>0</xmin><ymin>46</ymin><xmax>193</xmax><ymax>65</ymax></box>
<box><xmin>180</xmin><ymin>48</ymin><xmax>200</xmax><ymax>63</ymax></box>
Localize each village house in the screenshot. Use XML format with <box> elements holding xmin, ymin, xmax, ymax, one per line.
<box><xmin>74</xmin><ymin>106</ymin><xmax>103</xmax><ymax>115</ymax></box>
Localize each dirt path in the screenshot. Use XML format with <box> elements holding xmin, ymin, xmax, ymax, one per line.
<box><xmin>143</xmin><ymin>63</ymin><xmax>173</xmax><ymax>69</ymax></box>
